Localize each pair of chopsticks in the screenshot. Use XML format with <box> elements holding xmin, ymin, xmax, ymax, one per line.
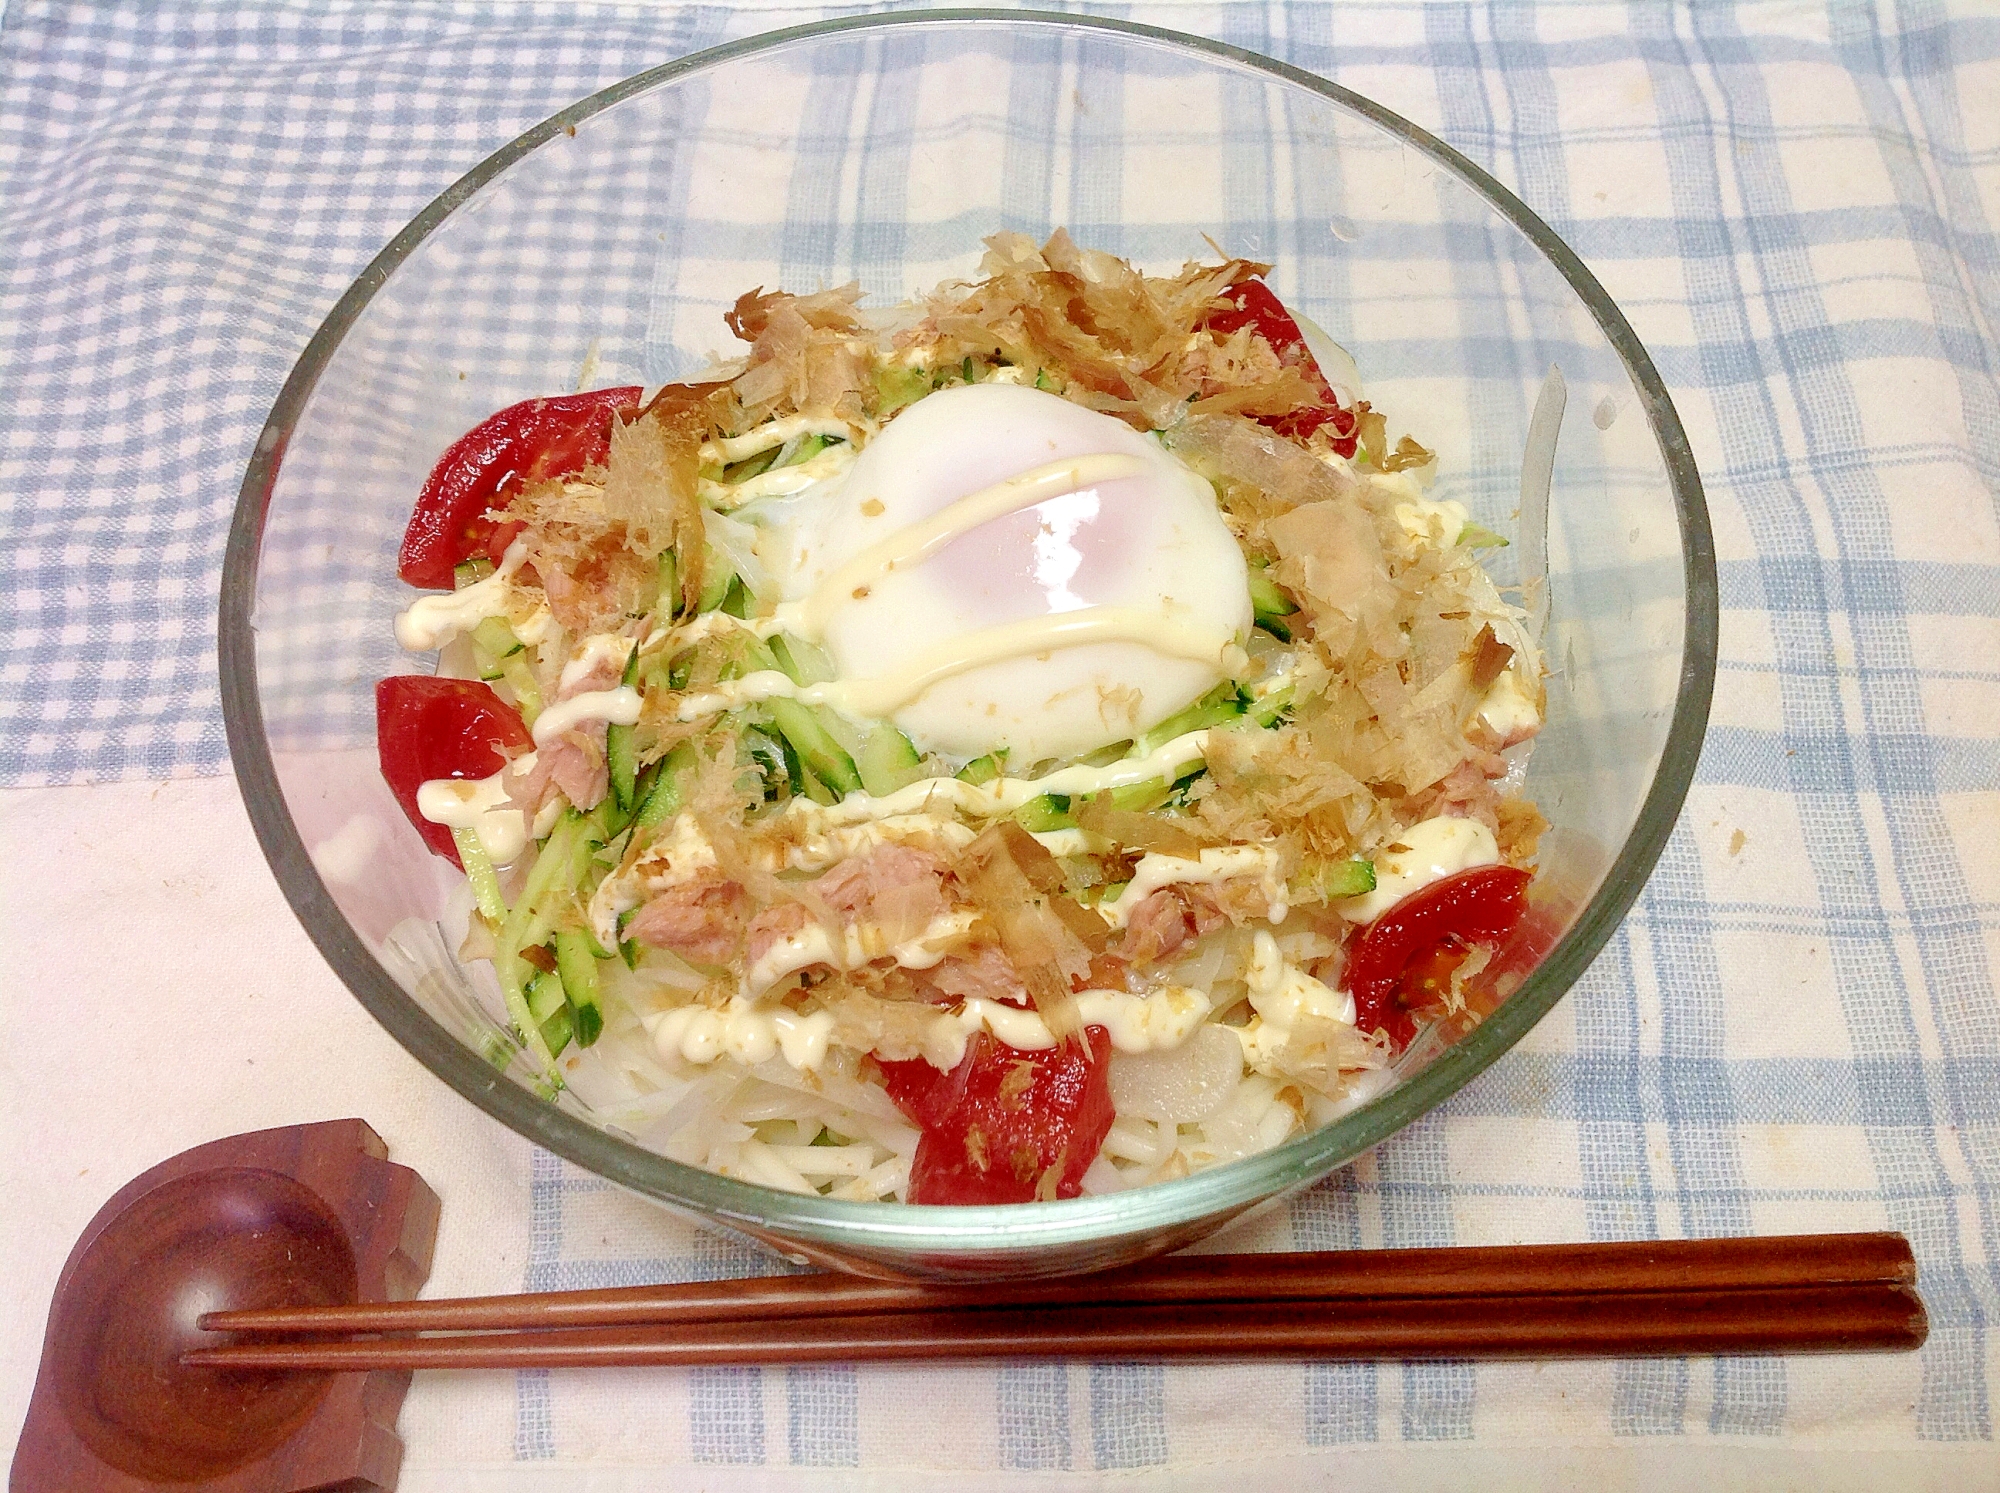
<box><xmin>184</xmin><ymin>1233</ymin><xmax>1925</xmax><ymax>1370</ymax></box>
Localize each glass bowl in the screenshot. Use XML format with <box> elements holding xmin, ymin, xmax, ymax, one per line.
<box><xmin>220</xmin><ymin>11</ymin><xmax>1715</xmax><ymax>1280</ymax></box>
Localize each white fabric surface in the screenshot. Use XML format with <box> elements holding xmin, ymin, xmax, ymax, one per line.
<box><xmin>4</xmin><ymin>0</ymin><xmax>1999</xmax><ymax>1483</ymax></box>
<box><xmin>1</xmin><ymin>776</ymin><xmax>1987</xmax><ymax>1489</ymax></box>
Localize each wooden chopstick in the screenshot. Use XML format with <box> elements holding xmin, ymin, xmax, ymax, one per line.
<box><xmin>199</xmin><ymin>1233</ymin><xmax>1916</xmax><ymax>1336</ymax></box>
<box><xmin>183</xmin><ymin>1284</ymin><xmax>1926</xmax><ymax>1369</ymax></box>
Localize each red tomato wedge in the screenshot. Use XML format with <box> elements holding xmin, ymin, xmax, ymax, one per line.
<box><xmin>375</xmin><ymin>675</ymin><xmax>533</xmax><ymax>867</ymax></box>
<box><xmin>877</xmin><ymin>1027</ymin><xmax>1115</xmax><ymax>1204</ymax></box>
<box><xmin>1202</xmin><ymin>278</ymin><xmax>1359</xmax><ymax>454</ymax></box>
<box><xmin>1345</xmin><ymin>865</ymin><xmax>1533</xmax><ymax>1048</ymax></box>
<box><xmin>397</xmin><ymin>386</ymin><xmax>643</xmax><ymax>589</ymax></box>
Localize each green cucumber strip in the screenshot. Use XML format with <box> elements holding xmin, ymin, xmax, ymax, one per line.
<box><xmin>956</xmin><ymin>752</ymin><xmax>1006</xmax><ymax>786</ymax></box>
<box><xmin>768</xmin><ymin>634</ymin><xmax>835</xmax><ymax>686</ymax></box>
<box><xmin>526</xmin><ymin>970</ymin><xmax>574</xmax><ymax>1058</ymax></box>
<box><xmin>582</xmin><ymin>795</ymin><xmax>632</xmax><ymax>844</ymax></box>
<box><xmin>553</xmin><ymin>930</ymin><xmax>605</xmax><ymax>1048</ymax></box>
<box><xmin>775</xmin><ymin>727</ymin><xmax>807</xmax><ymax>797</ymax></box>
<box><xmin>767</xmin><ymin>634</ymin><xmax>805</xmax><ymax>683</ymax></box>
<box><xmin>450</xmin><ymin>827</ymin><xmax>508</xmax><ymax>922</ymax></box>
<box><xmin>857</xmin><ymin>725</ymin><xmax>924</xmax><ymax>797</ymax></box>
<box><xmin>724</xmin><ymin>446</ymin><xmax>781</xmax><ymax>483</ymax></box>
<box><xmin>697</xmin><ymin>547</ymin><xmax>735</xmax><ymax>613</ymax></box>
<box><xmin>454</xmin><ymin>557</ymin><xmax>495</xmax><ymax>588</ymax></box>
<box><xmin>1247</xmin><ymin>685</ymin><xmax>1294</xmax><ymax>728</ymax></box>
<box><xmin>1134</xmin><ymin>682</ymin><xmax>1245</xmax><ymax>756</ymax></box>
<box><xmin>655</xmin><ymin>550</ymin><xmax>679</xmax><ymax>618</ymax></box>
<box><xmin>777</xmin><ymin>433</ymin><xmax>829</xmax><ymax>468</ymax></box>
<box><xmin>526</xmin><ymin>965</ymin><xmax>566</xmax><ymax>1024</ymax></box>
<box><xmin>1104</xmin><ymin>778</ymin><xmax>1172</xmax><ymax>813</ymax></box>
<box><xmin>493</xmin><ymin>812</ymin><xmax>590</xmax><ymax>1082</ymax></box>
<box><xmin>720</xmin><ymin>576</ymin><xmax>752</xmax><ymax>618</ymax></box>
<box><xmin>737</xmin><ymin>639</ymin><xmax>859</xmax><ymax>795</ymax></box>
<box><xmin>620</xmin><ymin>938</ymin><xmax>640</xmax><ymax>971</ymax></box>
<box><xmin>477</xmin><ymin>1029</ymin><xmax>514</xmax><ymax>1071</ymax></box>
<box><xmin>765</xmin><ymin>698</ymin><xmax>860</xmax><ymax>796</ymax></box>
<box><xmin>606</xmin><ymin>646</ymin><xmax>641</xmax><ymax>812</ymax></box>
<box><xmin>742</xmin><ymin>727</ymin><xmax>793</xmax><ymax>800</ymax></box>
<box><xmin>1255</xmin><ymin>614</ymin><xmax>1294</xmax><ymax>644</ymax></box>
<box><xmin>1291</xmin><ymin>857</ymin><xmax>1377</xmax><ymax>902</ymax></box>
<box><xmin>635</xmin><ymin>740</ymin><xmax>697</xmax><ymax>829</ymax></box>
<box><xmin>875</xmin><ymin>363</ymin><xmax>929</xmax><ymax>416</ymax></box>
<box><xmin>1248</xmin><ymin>568</ymin><xmax>1298</xmax><ymax>619</ymax></box>
<box><xmin>500</xmin><ymin>653</ymin><xmax>543</xmax><ymax>728</ymax></box>
<box><xmin>1013</xmin><ymin>793</ymin><xmax>1075</xmax><ymax>833</ymax></box>
<box><xmin>471</xmin><ymin>615</ymin><xmax>523</xmax><ymax>660</ymax></box>
<box><xmin>1456</xmin><ymin>521</ymin><xmax>1510</xmax><ymax>549</ymax></box>
<box><xmin>629</xmin><ymin>760</ymin><xmax>659</xmax><ymax>820</ymax></box>
<box><xmin>1034</xmin><ymin>368</ymin><xmax>1055</xmax><ymax>391</ymax></box>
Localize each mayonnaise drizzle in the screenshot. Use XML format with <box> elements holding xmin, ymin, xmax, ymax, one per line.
<box><xmin>414</xmin><ymin>754</ymin><xmax>559</xmax><ymax>866</ymax></box>
<box><xmin>672</xmin><ymin>610</ymin><xmax>1244</xmax><ymax>723</ymax></box>
<box><xmin>700</xmin><ymin>441</ymin><xmax>857</xmax><ymax>509</ymax></box>
<box><xmin>773</xmin><ymin>727</ymin><xmax>1215</xmax><ymax>829</ymax></box>
<box><xmin>1336</xmin><ymin>814</ymin><xmax>1499</xmax><ymax>923</ymax></box>
<box><xmin>746</xmin><ymin>910</ymin><xmax>982</xmax><ymax>993</ymax></box>
<box><xmin>701</xmin><ymin>413</ymin><xmax>866</xmax><ymax>466</ymax></box>
<box><xmin>648</xmin><ymin>983</ymin><xmax>1214</xmax><ymax>1075</ymax></box>
<box><xmin>1233</xmin><ymin>930</ymin><xmax>1357</xmax><ymax>1076</ymax></box>
<box><xmin>531</xmin><ymin>687</ymin><xmax>641</xmax><ymax>746</ymax></box>
<box><xmin>1103</xmin><ymin>846</ymin><xmax>1292</xmax><ymax>928</ymax></box>
<box><xmin>649</xmin><ymin>1002</ymin><xmax>838</xmax><ymax>1072</ymax></box>
<box><xmin>393</xmin><ymin>538</ymin><xmax>530</xmax><ymax>652</ymax></box>
<box><xmin>560</xmin><ymin>634</ymin><xmax>633</xmax><ymax>692</ymax></box>
<box><xmin>787</xmin><ymin>453</ymin><xmax>1152</xmax><ymax>637</ymax></box>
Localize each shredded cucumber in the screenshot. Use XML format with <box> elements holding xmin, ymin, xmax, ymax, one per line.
<box><xmin>1249</xmin><ymin>563</ymin><xmax>1299</xmax><ymax>642</ymax></box>
<box><xmin>494</xmin><ymin>812</ymin><xmax>584</xmax><ymax>1082</ymax></box>
<box><xmin>1457</xmin><ymin>522</ymin><xmax>1509</xmax><ymax>549</ymax></box>
<box><xmin>1134</xmin><ymin>682</ymin><xmax>1245</xmax><ymax>756</ymax></box>
<box><xmin>1104</xmin><ymin>778</ymin><xmax>1172</xmax><ymax>813</ymax></box>
<box><xmin>765</xmin><ymin>698</ymin><xmax>861</xmax><ymax>796</ymax></box>
<box><xmin>471</xmin><ymin>616</ymin><xmax>522</xmax><ymax>680</ymax></box>
<box><xmin>552</xmin><ymin>930</ymin><xmax>605</xmax><ymax>1048</ymax></box>
<box><xmin>655</xmin><ymin>550</ymin><xmax>679</xmax><ymax>618</ymax></box>
<box><xmin>606</xmin><ymin>646</ymin><xmax>641</xmax><ymax>812</ymax></box>
<box><xmin>1291</xmin><ymin>857</ymin><xmax>1377</xmax><ymax>902</ymax></box>
<box><xmin>1247</xmin><ymin>685</ymin><xmax>1294</xmax><ymax>728</ymax></box>
<box><xmin>956</xmin><ymin>752</ymin><xmax>1005</xmax><ymax>785</ymax></box>
<box><xmin>450</xmin><ymin>827</ymin><xmax>507</xmax><ymax>923</ymax></box>
<box><xmin>526</xmin><ymin>968</ymin><xmax>574</xmax><ymax>1057</ymax></box>
<box><xmin>635</xmin><ymin>741</ymin><xmax>697</xmax><ymax>829</ymax></box>
<box><xmin>875</xmin><ymin>363</ymin><xmax>929</xmax><ymax>416</ymax></box>
<box><xmin>857</xmin><ymin>725</ymin><xmax>924</xmax><ymax>797</ymax></box>
<box><xmin>500</xmin><ymin>653</ymin><xmax>543</xmax><ymax>727</ymax></box>
<box><xmin>1013</xmin><ymin>793</ymin><xmax>1075</xmax><ymax>833</ymax></box>
<box><xmin>769</xmin><ymin>634</ymin><xmax>836</xmax><ymax>687</ymax></box>
<box><xmin>697</xmin><ymin>546</ymin><xmax>735</xmax><ymax>613</ymax></box>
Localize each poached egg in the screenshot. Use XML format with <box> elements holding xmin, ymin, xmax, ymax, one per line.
<box><xmin>761</xmin><ymin>382</ymin><xmax>1252</xmax><ymax>763</ymax></box>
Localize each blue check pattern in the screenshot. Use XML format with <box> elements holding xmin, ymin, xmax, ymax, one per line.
<box><xmin>4</xmin><ymin>0</ymin><xmax>1995</xmax><ymax>1477</ymax></box>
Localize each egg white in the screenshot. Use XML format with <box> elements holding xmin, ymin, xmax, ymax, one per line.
<box><xmin>758</xmin><ymin>383</ymin><xmax>1252</xmax><ymax>764</ymax></box>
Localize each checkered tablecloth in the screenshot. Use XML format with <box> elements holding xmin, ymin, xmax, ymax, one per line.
<box><xmin>3</xmin><ymin>1</ymin><xmax>1996</xmax><ymax>1486</ymax></box>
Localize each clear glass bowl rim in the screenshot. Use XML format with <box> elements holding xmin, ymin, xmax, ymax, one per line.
<box><xmin>219</xmin><ymin>8</ymin><xmax>1719</xmax><ymax>1257</ymax></box>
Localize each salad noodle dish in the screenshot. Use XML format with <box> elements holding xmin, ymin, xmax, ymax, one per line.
<box><xmin>378</xmin><ymin>232</ymin><xmax>1549</xmax><ymax>1205</ymax></box>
